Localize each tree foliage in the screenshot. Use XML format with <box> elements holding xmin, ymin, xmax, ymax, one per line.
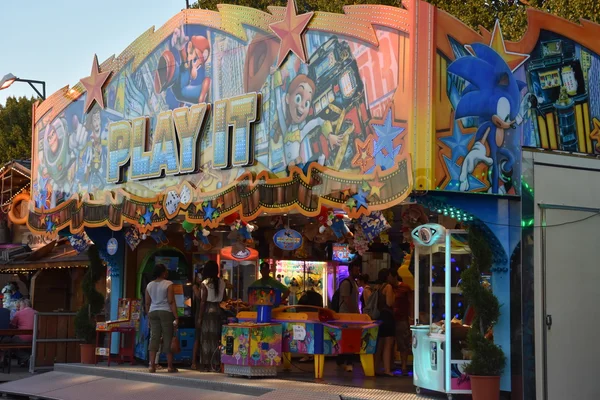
<box><xmin>74</xmin><ymin>244</ymin><xmax>105</xmax><ymax>344</ymax></box>
<box><xmin>192</xmin><ymin>0</ymin><xmax>600</xmax><ymax>41</ymax></box>
<box><xmin>460</xmin><ymin>228</ymin><xmax>506</xmax><ymax>376</ymax></box>
<box><xmin>0</xmin><ymin>96</ymin><xmax>34</xmax><ymax>165</ymax></box>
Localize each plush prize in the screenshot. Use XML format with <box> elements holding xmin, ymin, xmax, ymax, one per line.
<box><xmin>316</xmin><ymin>206</ymin><xmax>353</xmax><ymax>240</ymax></box>
<box><xmin>195</xmin><ymin>228</ymin><xmax>212</xmax><ymax>251</ymax></box>
<box><xmin>225</xmin><ymin>212</ymin><xmax>255</xmax><ymax>246</ymax></box>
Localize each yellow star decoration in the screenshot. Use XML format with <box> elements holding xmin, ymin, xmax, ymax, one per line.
<box><xmin>368</xmin><ymin>171</ymin><xmax>385</xmax><ymax>199</ymax></box>
<box><xmin>153</xmin><ymin>201</ymin><xmax>162</xmax><ymax>216</ymax></box>
<box><xmin>467</xmin><ymin>20</ymin><xmax>529</xmax><ymax>72</ymax></box>
<box><xmin>590</xmin><ymin>118</ymin><xmax>600</xmax><ymax>153</ymax></box>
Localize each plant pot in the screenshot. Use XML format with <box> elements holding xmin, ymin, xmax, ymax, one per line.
<box><xmin>470</xmin><ymin>375</ymin><xmax>501</xmax><ymax>400</ymax></box>
<box><xmin>80</xmin><ymin>344</ymin><xmax>96</xmax><ymax>364</ymax></box>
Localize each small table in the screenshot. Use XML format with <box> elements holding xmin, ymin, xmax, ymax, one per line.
<box><xmin>0</xmin><ymin>329</ymin><xmax>33</xmax><ymax>374</ymax></box>
<box><xmin>95</xmin><ymin>327</ymin><xmax>136</xmax><ymax>366</ymax></box>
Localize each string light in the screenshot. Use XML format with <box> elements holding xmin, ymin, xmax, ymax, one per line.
<box><xmin>1</xmin><ymin>182</ymin><xmax>31</xmax><ymax>207</ymax></box>
<box><xmin>0</xmin><ymin>264</ymin><xmax>88</xmax><ymax>273</ymax></box>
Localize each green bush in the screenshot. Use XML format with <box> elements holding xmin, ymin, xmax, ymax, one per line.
<box><xmin>460</xmin><ymin>228</ymin><xmax>506</xmax><ymax>377</ymax></box>
<box><xmin>74</xmin><ymin>244</ymin><xmax>105</xmax><ymax>344</ymax></box>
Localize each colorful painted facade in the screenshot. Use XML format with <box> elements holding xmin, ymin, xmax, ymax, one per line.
<box><xmin>16</xmin><ymin>1</ymin><xmax>600</xmax><ymax>397</ymax></box>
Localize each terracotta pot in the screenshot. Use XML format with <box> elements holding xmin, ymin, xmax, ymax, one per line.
<box><xmin>80</xmin><ymin>344</ymin><xmax>96</xmax><ymax>365</ymax></box>
<box><xmin>470</xmin><ymin>375</ymin><xmax>501</xmax><ymax>400</ymax></box>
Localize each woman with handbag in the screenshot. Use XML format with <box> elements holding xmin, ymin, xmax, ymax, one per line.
<box><xmin>196</xmin><ymin>260</ymin><xmax>227</xmax><ymax>371</ymax></box>
<box><xmin>145</xmin><ymin>263</ymin><xmax>179</xmax><ymax>373</ymax></box>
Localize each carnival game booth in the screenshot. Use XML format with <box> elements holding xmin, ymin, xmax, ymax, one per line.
<box><xmin>232</xmin><ymin>287</ymin><xmax>379</xmax><ymax>380</ymax></box>
<box><xmin>410</xmin><ymin>225</ymin><xmax>473</xmax><ymax>399</ymax></box>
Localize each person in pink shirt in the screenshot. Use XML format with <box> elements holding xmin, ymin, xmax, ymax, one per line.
<box><xmin>10</xmin><ymin>299</ymin><xmax>35</xmax><ymax>342</ymax></box>
<box><xmin>9</xmin><ymin>299</ymin><xmax>35</xmax><ymax>366</ymax></box>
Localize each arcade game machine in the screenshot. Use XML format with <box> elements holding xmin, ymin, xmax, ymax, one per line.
<box><xmin>135</xmin><ymin>247</ymin><xmax>195</xmax><ymax>363</ymax></box>
<box><xmin>219</xmin><ymin>246</ymin><xmax>259</xmax><ymax>303</ymax></box>
<box><xmin>221</xmin><ymin>288</ymin><xmax>283</xmax><ymax>377</ymax></box>
<box><xmin>275</xmin><ymin>260</ymin><xmax>326</xmax><ymax>306</ymax></box>
<box><xmin>527</xmin><ymin>38</ymin><xmax>589</xmax><ymax>152</ymax></box>
<box><xmin>95</xmin><ymin>299</ymin><xmax>141</xmax><ymax>365</ymax></box>
<box><xmin>327</xmin><ymin>243</ymin><xmax>351</xmax><ymax>304</ymax></box>
<box><xmin>410</xmin><ymin>225</ymin><xmax>473</xmax><ymax>399</ymax></box>
<box><xmin>236</xmin><ymin>303</ymin><xmax>379</xmax><ymax>380</ymax></box>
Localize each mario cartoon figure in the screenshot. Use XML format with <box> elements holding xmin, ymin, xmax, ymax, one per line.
<box><xmin>154</xmin><ymin>25</ymin><xmax>211</xmax><ymax>104</ymax></box>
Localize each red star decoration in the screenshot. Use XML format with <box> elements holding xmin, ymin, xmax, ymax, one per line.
<box><xmin>269</xmin><ymin>0</ymin><xmax>314</xmax><ymax>68</ymax></box>
<box><xmin>352</xmin><ymin>135</ymin><xmax>375</xmax><ymax>173</ymax></box>
<box><xmin>80</xmin><ymin>54</ymin><xmax>111</xmax><ymax>113</ymax></box>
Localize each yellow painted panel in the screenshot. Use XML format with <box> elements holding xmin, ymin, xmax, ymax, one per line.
<box><xmin>583</xmin><ymin>102</ymin><xmax>592</xmax><ymax>154</ymax></box>
<box><xmin>575</xmin><ymin>104</ymin><xmax>585</xmax><ymax>153</ymax></box>
<box><xmin>538</xmin><ymin>115</ymin><xmax>549</xmax><ymax>149</ymax></box>
<box><xmin>547</xmin><ymin>113</ymin><xmax>558</xmax><ymax>150</ymax></box>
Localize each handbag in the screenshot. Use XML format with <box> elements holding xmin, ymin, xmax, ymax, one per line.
<box><xmin>171</xmin><ymin>330</ymin><xmax>181</xmax><ymax>354</ymax></box>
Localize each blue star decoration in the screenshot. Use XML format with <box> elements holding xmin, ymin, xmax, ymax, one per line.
<box><xmin>371</xmin><ymin>109</ymin><xmax>404</xmax><ymax>171</ymax></box>
<box><xmin>442</xmin><ymin>155</ymin><xmax>486</xmax><ymax>192</ymax></box>
<box><xmin>203</xmin><ymin>202</ymin><xmax>216</xmax><ymax>222</ymax></box>
<box><xmin>352</xmin><ymin>188</ymin><xmax>370</xmax><ymax>211</ymax></box>
<box><xmin>45</xmin><ymin>217</ymin><xmax>54</xmax><ymax>233</ymax></box>
<box><xmin>142</xmin><ymin>208</ymin><xmax>153</xmax><ymax>225</ymax></box>
<box><xmin>440</xmin><ymin>119</ymin><xmax>474</xmax><ymax>163</ymax></box>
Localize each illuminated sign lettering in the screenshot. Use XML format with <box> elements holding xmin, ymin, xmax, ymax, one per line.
<box><xmin>107</xmin><ymin>93</ymin><xmax>259</xmax><ymax>183</ymax></box>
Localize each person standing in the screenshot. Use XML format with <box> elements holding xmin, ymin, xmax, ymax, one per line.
<box><xmin>357</xmin><ymin>274</ymin><xmax>372</xmax><ymax>313</ymax></box>
<box><xmin>249</xmin><ymin>262</ymin><xmax>290</xmax><ymax>306</ymax></box>
<box><xmin>374</xmin><ymin>269</ymin><xmax>395</xmax><ymax>377</ymax></box>
<box><xmin>0</xmin><ymin>300</ymin><xmax>11</xmax><ymax>329</ymax></box>
<box><xmin>337</xmin><ymin>262</ymin><xmax>360</xmax><ymax>372</ymax></box>
<box><xmin>145</xmin><ymin>264</ymin><xmax>178</xmax><ymax>373</ymax></box>
<box><xmin>389</xmin><ymin>268</ymin><xmax>414</xmax><ymax>375</ymax></box>
<box><xmin>196</xmin><ymin>260</ymin><xmax>227</xmax><ymax>371</ymax></box>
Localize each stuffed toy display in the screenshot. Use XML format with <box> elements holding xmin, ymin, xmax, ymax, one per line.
<box><xmin>316</xmin><ymin>206</ymin><xmax>353</xmax><ymax>241</ymax></box>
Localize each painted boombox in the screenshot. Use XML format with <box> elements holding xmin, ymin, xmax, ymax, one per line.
<box><xmin>306</xmin><ymin>36</ymin><xmax>373</xmax><ymax>170</ymax></box>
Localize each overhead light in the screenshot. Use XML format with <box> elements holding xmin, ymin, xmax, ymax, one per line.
<box><xmin>0</xmin><ymin>73</ymin><xmax>17</xmax><ymax>90</ymax></box>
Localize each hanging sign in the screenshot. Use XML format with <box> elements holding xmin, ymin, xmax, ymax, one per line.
<box><xmin>273</xmin><ymin>229</ymin><xmax>303</xmax><ymax>251</ymax></box>
<box><xmin>411</xmin><ymin>224</ymin><xmax>446</xmax><ymax>247</ymax></box>
<box><xmin>106</xmin><ymin>237</ymin><xmax>119</xmax><ymax>255</ymax></box>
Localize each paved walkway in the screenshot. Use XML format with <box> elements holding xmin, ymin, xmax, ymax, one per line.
<box><xmin>0</xmin><ymin>364</ymin><xmax>449</xmax><ymax>400</ymax></box>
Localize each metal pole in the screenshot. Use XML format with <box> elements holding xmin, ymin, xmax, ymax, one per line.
<box><xmin>29</xmin><ymin>313</ymin><xmax>38</xmax><ymax>374</ymax></box>
<box><xmin>185</xmin><ymin>0</ymin><xmax>190</xmax><ymax>9</ymax></box>
<box><xmin>414</xmin><ymin>246</ymin><xmax>419</xmax><ymax>325</ymax></box>
<box><xmin>444</xmin><ymin>232</ymin><xmax>451</xmax><ymax>393</ymax></box>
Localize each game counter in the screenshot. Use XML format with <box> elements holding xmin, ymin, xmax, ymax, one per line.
<box><xmin>236</xmin><ymin>305</ymin><xmax>379</xmax><ymax>379</ymax></box>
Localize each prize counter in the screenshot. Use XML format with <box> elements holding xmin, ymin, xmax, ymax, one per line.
<box><xmin>221</xmin><ymin>288</ymin><xmax>379</xmax><ymax>379</ymax></box>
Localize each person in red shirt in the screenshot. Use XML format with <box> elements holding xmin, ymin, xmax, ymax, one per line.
<box><xmin>388</xmin><ymin>268</ymin><xmax>414</xmax><ymax>375</ymax></box>
<box><xmin>10</xmin><ymin>299</ymin><xmax>36</xmax><ymax>366</ymax></box>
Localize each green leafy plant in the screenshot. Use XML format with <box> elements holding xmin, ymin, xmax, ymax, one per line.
<box><xmin>460</xmin><ymin>228</ymin><xmax>506</xmax><ymax>376</ymax></box>
<box><xmin>74</xmin><ymin>244</ymin><xmax>105</xmax><ymax>344</ymax></box>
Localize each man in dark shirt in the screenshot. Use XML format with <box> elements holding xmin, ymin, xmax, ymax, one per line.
<box><xmin>0</xmin><ymin>300</ymin><xmax>10</xmax><ymax>329</ymax></box>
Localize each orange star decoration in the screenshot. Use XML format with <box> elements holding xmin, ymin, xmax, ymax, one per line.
<box><xmin>368</xmin><ymin>169</ymin><xmax>385</xmax><ymax>199</ymax></box>
<box><xmin>467</xmin><ymin>20</ymin><xmax>529</xmax><ymax>72</ymax></box>
<box><xmin>80</xmin><ymin>54</ymin><xmax>112</xmax><ymax>113</ymax></box>
<box><xmin>269</xmin><ymin>0</ymin><xmax>314</xmax><ymax>68</ymax></box>
<box><xmin>590</xmin><ymin>118</ymin><xmax>600</xmax><ymax>152</ymax></box>
<box><xmin>352</xmin><ymin>135</ymin><xmax>375</xmax><ymax>173</ymax></box>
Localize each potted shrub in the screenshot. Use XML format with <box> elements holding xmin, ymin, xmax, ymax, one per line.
<box><xmin>460</xmin><ymin>228</ymin><xmax>506</xmax><ymax>400</ymax></box>
<box><xmin>74</xmin><ymin>244</ymin><xmax>105</xmax><ymax>364</ymax></box>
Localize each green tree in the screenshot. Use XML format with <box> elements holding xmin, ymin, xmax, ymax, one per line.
<box><xmin>0</xmin><ymin>96</ymin><xmax>35</xmax><ymax>165</ymax></box>
<box><xmin>192</xmin><ymin>0</ymin><xmax>600</xmax><ymax>41</ymax></box>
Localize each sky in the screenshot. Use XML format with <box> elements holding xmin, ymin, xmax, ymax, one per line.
<box><xmin>0</xmin><ymin>0</ymin><xmax>186</xmax><ymax>106</ymax></box>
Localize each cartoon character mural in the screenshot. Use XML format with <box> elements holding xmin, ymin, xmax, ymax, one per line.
<box><xmin>154</xmin><ymin>26</ymin><xmax>212</xmax><ymax>105</ymax></box>
<box><xmin>447</xmin><ymin>42</ymin><xmax>529</xmax><ymax>194</ymax></box>
<box><xmin>28</xmin><ymin>3</ymin><xmax>414</xmax><ymax>233</ymax></box>
<box><xmin>437</xmin><ymin>17</ymin><xmax>600</xmax><ymax>195</ymax></box>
